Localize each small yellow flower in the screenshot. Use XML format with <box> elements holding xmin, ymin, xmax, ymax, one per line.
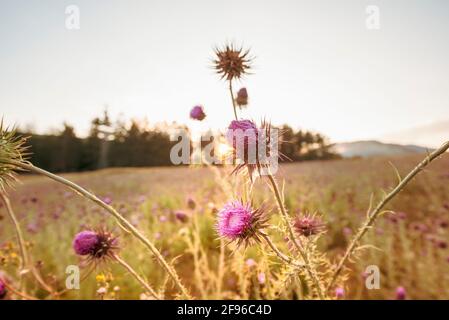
<box><xmin>96</xmin><ymin>273</ymin><xmax>106</xmax><ymax>283</ymax></box>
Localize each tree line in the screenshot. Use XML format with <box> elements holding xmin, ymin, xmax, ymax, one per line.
<box><xmin>19</xmin><ymin>112</ymin><xmax>340</xmax><ymax>173</ymax></box>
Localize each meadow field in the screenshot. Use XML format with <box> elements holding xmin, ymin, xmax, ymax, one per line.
<box><xmin>1</xmin><ymin>154</ymin><xmax>448</xmax><ymax>300</ymax></box>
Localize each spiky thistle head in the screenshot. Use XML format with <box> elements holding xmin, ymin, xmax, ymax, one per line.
<box><xmin>225</xmin><ymin>119</ymin><xmax>284</xmax><ymax>180</ymax></box>
<box><xmin>216</xmin><ymin>200</ymin><xmax>269</xmax><ymax>247</ymax></box>
<box><xmin>189</xmin><ymin>105</ymin><xmax>206</xmax><ymax>121</ymax></box>
<box><xmin>73</xmin><ymin>228</ymin><xmax>118</xmax><ymax>264</ymax></box>
<box><xmin>0</xmin><ymin>120</ymin><xmax>29</xmax><ymax>192</ymax></box>
<box><xmin>293</xmin><ymin>213</ymin><xmax>326</xmax><ymax>237</ymax></box>
<box><xmin>213</xmin><ymin>44</ymin><xmax>252</xmax><ymax>81</ymax></box>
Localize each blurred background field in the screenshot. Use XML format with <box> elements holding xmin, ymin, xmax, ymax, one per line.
<box><xmin>1</xmin><ymin>154</ymin><xmax>448</xmax><ymax>299</ymax></box>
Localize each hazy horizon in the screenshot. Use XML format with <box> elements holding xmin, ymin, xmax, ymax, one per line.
<box><xmin>1</xmin><ymin>0</ymin><xmax>448</xmax><ymax>148</ymax></box>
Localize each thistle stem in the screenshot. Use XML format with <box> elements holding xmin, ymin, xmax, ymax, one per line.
<box><xmin>0</xmin><ymin>193</ymin><xmax>55</xmax><ymax>294</ymax></box>
<box><xmin>266</xmin><ymin>173</ymin><xmax>324</xmax><ymax>299</ymax></box>
<box><xmin>0</xmin><ymin>192</ymin><xmax>28</xmax><ymax>269</ymax></box>
<box><xmin>3</xmin><ymin>282</ymin><xmax>38</xmax><ymax>300</ymax></box>
<box><xmin>5</xmin><ymin>160</ymin><xmax>190</xmax><ymax>299</ymax></box>
<box><xmin>229</xmin><ymin>80</ymin><xmax>238</xmax><ymax>120</ymax></box>
<box><xmin>261</xmin><ymin>233</ymin><xmax>302</xmax><ymax>268</ymax></box>
<box><xmin>113</xmin><ymin>254</ymin><xmax>159</xmax><ymax>300</ymax></box>
<box><xmin>327</xmin><ymin>141</ymin><xmax>449</xmax><ymax>291</ymax></box>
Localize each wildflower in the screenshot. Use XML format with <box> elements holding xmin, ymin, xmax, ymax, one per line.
<box><xmin>187</xmin><ymin>197</ymin><xmax>196</xmax><ymax>210</ymax></box>
<box><xmin>410</xmin><ymin>222</ymin><xmax>428</xmax><ymax>233</ymax></box>
<box><xmin>397</xmin><ymin>211</ymin><xmax>407</xmax><ymax>220</ymax></box>
<box><xmin>438</xmin><ymin>219</ymin><xmax>448</xmax><ymax>229</ymax></box>
<box><xmin>102</xmin><ymin>197</ymin><xmax>113</xmax><ymax>205</ymax></box>
<box><xmin>97</xmin><ymin>286</ymin><xmax>107</xmax><ymax>296</ymax></box>
<box><xmin>343</xmin><ymin>227</ymin><xmax>352</xmax><ymax>236</ymax></box>
<box><xmin>257</xmin><ymin>272</ymin><xmax>266</xmax><ymax>285</ymax></box>
<box><xmin>226</xmin><ymin>119</ymin><xmax>279</xmax><ymax>179</ymax></box>
<box><xmin>216</xmin><ymin>200</ymin><xmax>268</xmax><ymax>247</ymax></box>
<box><xmin>437</xmin><ymin>240</ymin><xmax>448</xmax><ymax>249</ymax></box>
<box><xmin>396</xmin><ymin>286</ymin><xmax>406</xmax><ymax>300</ymax></box>
<box><xmin>245</xmin><ymin>258</ymin><xmax>256</xmax><ymax>268</ymax></box>
<box><xmin>96</xmin><ymin>273</ymin><xmax>106</xmax><ymax>284</ymax></box>
<box><xmin>189</xmin><ymin>105</ymin><xmax>206</xmax><ymax>121</ymax></box>
<box><xmin>73</xmin><ymin>229</ymin><xmax>118</xmax><ymax>263</ymax></box>
<box><xmin>293</xmin><ymin>214</ymin><xmax>326</xmax><ymax>237</ymax></box>
<box><xmin>235</xmin><ymin>87</ymin><xmax>248</xmax><ymax>107</ymax></box>
<box><xmin>175</xmin><ymin>211</ymin><xmax>189</xmax><ymax>223</ymax></box>
<box><xmin>335</xmin><ymin>287</ymin><xmax>344</xmax><ymax>299</ymax></box>
<box><xmin>0</xmin><ymin>279</ymin><xmax>6</xmax><ymax>299</ymax></box>
<box><xmin>213</xmin><ymin>44</ymin><xmax>252</xmax><ymax>81</ymax></box>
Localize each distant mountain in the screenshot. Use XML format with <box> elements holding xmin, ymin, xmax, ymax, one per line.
<box><xmin>380</xmin><ymin>120</ymin><xmax>449</xmax><ymax>149</ymax></box>
<box><xmin>333</xmin><ymin>140</ymin><xmax>432</xmax><ymax>158</ymax></box>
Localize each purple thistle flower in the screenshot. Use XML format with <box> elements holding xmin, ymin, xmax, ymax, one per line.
<box><xmin>0</xmin><ymin>279</ymin><xmax>6</xmax><ymax>299</ymax></box>
<box><xmin>226</xmin><ymin>120</ymin><xmax>258</xmax><ymax>152</ymax></box>
<box><xmin>293</xmin><ymin>215</ymin><xmax>326</xmax><ymax>237</ymax></box>
<box><xmin>225</xmin><ymin>119</ymin><xmax>281</xmax><ymax>180</ymax></box>
<box><xmin>216</xmin><ymin>200</ymin><xmax>268</xmax><ymax>246</ymax></box>
<box><xmin>190</xmin><ymin>105</ymin><xmax>206</xmax><ymax>121</ymax></box>
<box><xmin>396</xmin><ymin>286</ymin><xmax>406</xmax><ymax>300</ymax></box>
<box><xmin>175</xmin><ymin>211</ymin><xmax>189</xmax><ymax>223</ymax></box>
<box><xmin>217</xmin><ymin>201</ymin><xmax>253</xmax><ymax>240</ymax></box>
<box><xmin>335</xmin><ymin>287</ymin><xmax>345</xmax><ymax>299</ymax></box>
<box><xmin>73</xmin><ymin>229</ymin><xmax>118</xmax><ymax>261</ymax></box>
<box><xmin>187</xmin><ymin>197</ymin><xmax>196</xmax><ymax>210</ymax></box>
<box><xmin>73</xmin><ymin>231</ymin><xmax>99</xmax><ymax>256</ymax></box>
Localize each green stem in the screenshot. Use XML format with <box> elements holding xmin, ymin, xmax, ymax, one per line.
<box><xmin>0</xmin><ymin>192</ymin><xmax>55</xmax><ymax>295</ymax></box>
<box><xmin>261</xmin><ymin>233</ymin><xmax>303</xmax><ymax>268</ymax></box>
<box><xmin>267</xmin><ymin>174</ymin><xmax>324</xmax><ymax>299</ymax></box>
<box><xmin>0</xmin><ymin>192</ymin><xmax>28</xmax><ymax>270</ymax></box>
<box><xmin>327</xmin><ymin>141</ymin><xmax>449</xmax><ymax>291</ymax></box>
<box><xmin>6</xmin><ymin>160</ymin><xmax>190</xmax><ymax>299</ymax></box>
<box><xmin>229</xmin><ymin>80</ymin><xmax>238</xmax><ymax>120</ymax></box>
<box><xmin>113</xmin><ymin>254</ymin><xmax>159</xmax><ymax>300</ymax></box>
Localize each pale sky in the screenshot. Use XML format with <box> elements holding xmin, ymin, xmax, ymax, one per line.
<box><xmin>1</xmin><ymin>0</ymin><xmax>448</xmax><ymax>147</ymax></box>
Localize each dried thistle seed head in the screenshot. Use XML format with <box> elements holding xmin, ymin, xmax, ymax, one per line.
<box><xmin>213</xmin><ymin>44</ymin><xmax>252</xmax><ymax>81</ymax></box>
<box><xmin>293</xmin><ymin>214</ymin><xmax>326</xmax><ymax>237</ymax></box>
<box><xmin>216</xmin><ymin>200</ymin><xmax>269</xmax><ymax>247</ymax></box>
<box><xmin>189</xmin><ymin>105</ymin><xmax>206</xmax><ymax>121</ymax></box>
<box><xmin>0</xmin><ymin>121</ymin><xmax>29</xmax><ymax>191</ymax></box>
<box><xmin>73</xmin><ymin>229</ymin><xmax>118</xmax><ymax>263</ymax></box>
<box><xmin>235</xmin><ymin>87</ymin><xmax>248</xmax><ymax>107</ymax></box>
